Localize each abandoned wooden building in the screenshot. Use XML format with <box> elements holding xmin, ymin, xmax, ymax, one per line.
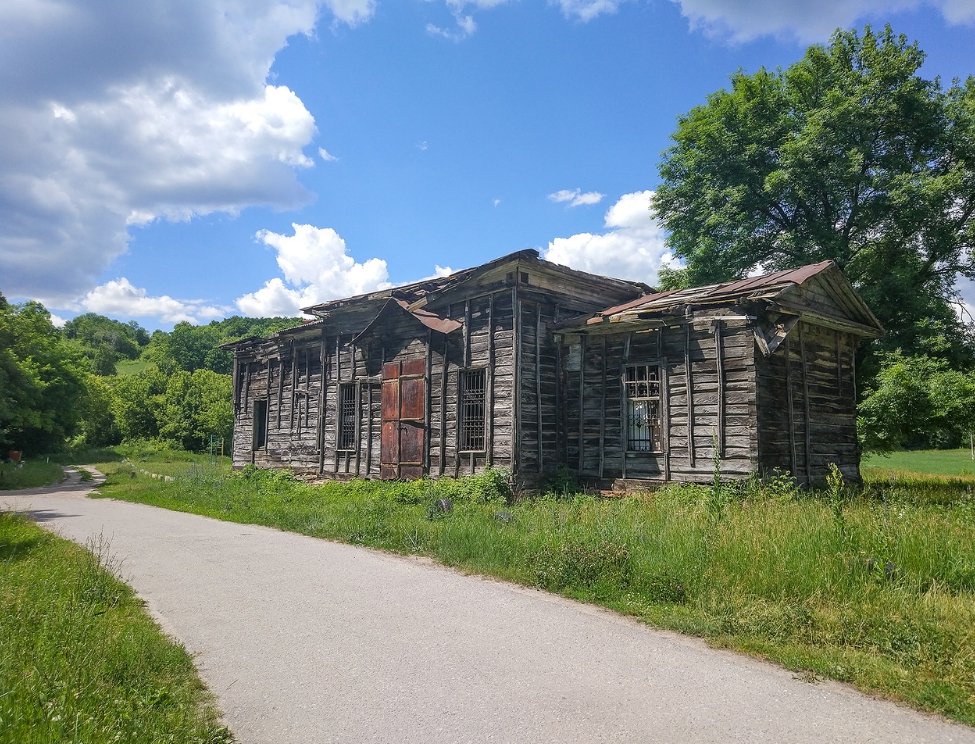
<box><xmin>227</xmin><ymin>249</ymin><xmax>882</xmax><ymax>487</ymax></box>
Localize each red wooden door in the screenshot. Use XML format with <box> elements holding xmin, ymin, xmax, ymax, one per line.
<box><xmin>380</xmin><ymin>359</ymin><xmax>426</xmax><ymax>479</ymax></box>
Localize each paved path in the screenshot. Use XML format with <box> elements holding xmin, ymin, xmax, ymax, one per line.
<box><xmin>4</xmin><ymin>475</ymin><xmax>975</xmax><ymax>744</ymax></box>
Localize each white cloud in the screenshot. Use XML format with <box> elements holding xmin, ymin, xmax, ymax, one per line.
<box><xmin>553</xmin><ymin>0</ymin><xmax>626</xmax><ymax>22</ymax></box>
<box><xmin>416</xmin><ymin>140</ymin><xmax>430</xmax><ymax>151</ymax></box>
<box><xmin>236</xmin><ymin>224</ymin><xmax>392</xmax><ymax>316</ymax></box>
<box><xmin>543</xmin><ymin>190</ymin><xmax>671</xmax><ymax>285</ymax></box>
<box><xmin>0</xmin><ymin>0</ymin><xmax>375</xmax><ymax>303</ymax></box>
<box><xmin>49</xmin><ymin>313</ymin><xmax>67</xmax><ymax>329</ymax></box>
<box><xmin>80</xmin><ymin>278</ymin><xmax>229</xmax><ymax>325</ymax></box>
<box><xmin>492</xmin><ymin>198</ymin><xmax>502</xmax><ymax>207</ymax></box>
<box><xmin>548</xmin><ymin>188</ymin><xmax>605</xmax><ymax>208</ymax></box>
<box><xmin>318</xmin><ymin>146</ymin><xmax>338</xmax><ymax>162</ymax></box>
<box><xmin>672</xmin><ymin>0</ymin><xmax>975</xmax><ymax>43</ymax></box>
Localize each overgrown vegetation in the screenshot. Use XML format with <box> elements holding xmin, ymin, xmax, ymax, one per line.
<box><xmin>0</xmin><ymin>511</ymin><xmax>232</xmax><ymax>743</ymax></box>
<box><xmin>88</xmin><ymin>454</ymin><xmax>975</xmax><ymax>726</ymax></box>
<box><xmin>0</xmin><ymin>460</ymin><xmax>64</xmax><ymax>490</ymax></box>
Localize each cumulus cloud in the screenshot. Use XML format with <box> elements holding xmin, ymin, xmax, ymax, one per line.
<box><xmin>673</xmin><ymin>0</ymin><xmax>975</xmax><ymax>43</ymax></box>
<box><xmin>548</xmin><ymin>188</ymin><xmax>605</xmax><ymax>208</ymax></box>
<box><xmin>236</xmin><ymin>224</ymin><xmax>392</xmax><ymax>316</ymax></box>
<box><xmin>553</xmin><ymin>0</ymin><xmax>626</xmax><ymax>22</ymax></box>
<box><xmin>318</xmin><ymin>146</ymin><xmax>338</xmax><ymax>162</ymax></box>
<box><xmin>0</xmin><ymin>0</ymin><xmax>374</xmax><ymax>303</ymax></box>
<box><xmin>543</xmin><ymin>190</ymin><xmax>671</xmax><ymax>285</ymax></box>
<box><xmin>80</xmin><ymin>278</ymin><xmax>229</xmax><ymax>325</ymax></box>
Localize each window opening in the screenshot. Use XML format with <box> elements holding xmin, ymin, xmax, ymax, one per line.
<box><xmin>624</xmin><ymin>365</ymin><xmax>661</xmax><ymax>452</ymax></box>
<box><xmin>338</xmin><ymin>384</ymin><xmax>357</xmax><ymax>451</ymax></box>
<box><xmin>460</xmin><ymin>369</ymin><xmax>487</xmax><ymax>451</ymax></box>
<box><xmin>253</xmin><ymin>399</ymin><xmax>268</xmax><ymax>450</ymax></box>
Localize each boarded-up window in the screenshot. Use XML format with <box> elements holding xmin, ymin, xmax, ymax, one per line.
<box><xmin>253</xmin><ymin>399</ymin><xmax>268</xmax><ymax>450</ymax></box>
<box><xmin>624</xmin><ymin>365</ymin><xmax>661</xmax><ymax>452</ymax></box>
<box><xmin>460</xmin><ymin>369</ymin><xmax>486</xmax><ymax>451</ymax></box>
<box><xmin>338</xmin><ymin>384</ymin><xmax>357</xmax><ymax>451</ymax></box>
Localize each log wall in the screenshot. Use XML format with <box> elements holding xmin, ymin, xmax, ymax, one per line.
<box><xmin>756</xmin><ymin>321</ymin><xmax>861</xmax><ymax>483</ymax></box>
<box><xmin>560</xmin><ymin>314</ymin><xmax>760</xmax><ymax>484</ymax></box>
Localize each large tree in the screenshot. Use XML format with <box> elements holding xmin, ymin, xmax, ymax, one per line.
<box><xmin>653</xmin><ymin>26</ymin><xmax>975</xmax><ymax>365</ymax></box>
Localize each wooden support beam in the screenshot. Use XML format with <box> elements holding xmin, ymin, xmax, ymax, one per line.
<box><xmin>714</xmin><ymin>320</ymin><xmax>725</xmax><ymax>459</ymax></box>
<box><xmin>333</xmin><ymin>335</ymin><xmax>341</xmax><ymax>473</ymax></box>
<box><xmin>487</xmin><ymin>293</ymin><xmax>495</xmax><ymax>468</ymax></box>
<box><xmin>425</xmin><ymin>330</ymin><xmax>432</xmax><ymax>475</ymax></box>
<box><xmin>620</xmin><ymin>331</ymin><xmax>631</xmax><ymax>480</ymax></box>
<box><xmin>276</xmin><ymin>356</ymin><xmax>284</xmax><ymax>429</ymax></box>
<box><xmin>786</xmin><ymin>334</ymin><xmax>797</xmax><ymax>476</ymax></box>
<box><xmin>365</xmin><ymin>381</ymin><xmax>373</xmax><ymax>476</ymax></box>
<box><xmin>454</xmin><ymin>365</ymin><xmax>462</xmax><ymax>478</ymax></box>
<box><xmin>800</xmin><ymin>322</ymin><xmax>812</xmax><ymax>485</ymax></box>
<box><xmin>354</xmin><ymin>380</ymin><xmax>362</xmax><ymax>476</ymax></box>
<box><xmin>243</xmin><ymin>361</ymin><xmax>250</xmax><ymax>414</ymax></box>
<box><xmin>439</xmin><ymin>333</ymin><xmax>448</xmax><ymax>476</ymax></box>
<box><xmin>512</xmin><ymin>283</ymin><xmax>521</xmax><ymax>477</ymax></box>
<box><xmin>232</xmin><ymin>355</ymin><xmax>240</xmax><ymax>413</ymax></box>
<box><xmin>289</xmin><ymin>341</ymin><xmax>296</xmax><ymax>432</ymax></box>
<box><xmin>536</xmin><ymin>304</ymin><xmax>543</xmax><ymax>474</ymax></box>
<box><xmin>599</xmin><ymin>334</ymin><xmax>607</xmax><ymax>479</ymax></box>
<box><xmin>578</xmin><ymin>333</ymin><xmax>586</xmax><ymax>475</ymax></box>
<box><xmin>662</xmin><ymin>356</ymin><xmax>671</xmax><ymax>481</ymax></box>
<box><xmin>684</xmin><ymin>323</ymin><xmax>695</xmax><ymax>468</ymax></box>
<box><xmin>464</xmin><ymin>299</ymin><xmax>471</xmax><ymax>368</ymax></box>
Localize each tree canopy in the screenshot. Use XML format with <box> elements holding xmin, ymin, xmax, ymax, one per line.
<box><xmin>653</xmin><ymin>26</ymin><xmax>975</xmax><ymax>365</ymax></box>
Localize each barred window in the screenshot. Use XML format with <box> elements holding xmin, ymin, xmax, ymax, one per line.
<box><xmin>338</xmin><ymin>384</ymin><xmax>357</xmax><ymax>451</ymax></box>
<box><xmin>460</xmin><ymin>369</ymin><xmax>486</xmax><ymax>452</ymax></box>
<box><xmin>624</xmin><ymin>365</ymin><xmax>662</xmax><ymax>452</ymax></box>
<box><xmin>253</xmin><ymin>399</ymin><xmax>268</xmax><ymax>450</ymax></box>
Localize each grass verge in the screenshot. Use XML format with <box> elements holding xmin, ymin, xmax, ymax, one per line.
<box><xmin>0</xmin><ymin>511</ymin><xmax>232</xmax><ymax>743</ymax></box>
<box><xmin>863</xmin><ymin>448</ymin><xmax>975</xmax><ymax>479</ymax></box>
<box><xmin>89</xmin><ymin>459</ymin><xmax>975</xmax><ymax>727</ymax></box>
<box><xmin>0</xmin><ymin>460</ymin><xmax>64</xmax><ymax>490</ymax></box>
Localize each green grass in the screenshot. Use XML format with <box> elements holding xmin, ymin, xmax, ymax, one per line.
<box><xmin>0</xmin><ymin>511</ymin><xmax>232</xmax><ymax>744</ymax></box>
<box><xmin>115</xmin><ymin>358</ymin><xmax>151</xmax><ymax>376</ymax></box>
<box><xmin>86</xmin><ymin>458</ymin><xmax>975</xmax><ymax>727</ymax></box>
<box><xmin>0</xmin><ymin>460</ymin><xmax>65</xmax><ymax>490</ymax></box>
<box><xmin>864</xmin><ymin>448</ymin><xmax>975</xmax><ymax>478</ymax></box>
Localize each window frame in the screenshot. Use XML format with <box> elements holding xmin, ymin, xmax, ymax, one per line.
<box><xmin>459</xmin><ymin>367</ymin><xmax>487</xmax><ymax>453</ymax></box>
<box><xmin>337</xmin><ymin>382</ymin><xmax>358</xmax><ymax>452</ymax></box>
<box><xmin>252</xmin><ymin>398</ymin><xmax>269</xmax><ymax>450</ymax></box>
<box><xmin>623</xmin><ymin>363</ymin><xmax>663</xmax><ymax>454</ymax></box>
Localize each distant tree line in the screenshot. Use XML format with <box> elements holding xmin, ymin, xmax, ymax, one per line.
<box><xmin>0</xmin><ymin>294</ymin><xmax>295</xmax><ymax>455</ymax></box>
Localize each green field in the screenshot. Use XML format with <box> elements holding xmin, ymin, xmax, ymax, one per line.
<box><xmin>863</xmin><ymin>448</ymin><xmax>975</xmax><ymax>478</ymax></box>
<box><xmin>0</xmin><ymin>511</ymin><xmax>232</xmax><ymax>743</ymax></box>
<box><xmin>115</xmin><ymin>358</ymin><xmax>152</xmax><ymax>376</ymax></box>
<box><xmin>86</xmin><ymin>455</ymin><xmax>975</xmax><ymax>727</ymax></box>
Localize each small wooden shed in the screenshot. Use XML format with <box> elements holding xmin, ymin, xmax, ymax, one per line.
<box><xmin>227</xmin><ymin>252</ymin><xmax>881</xmax><ymax>487</ymax></box>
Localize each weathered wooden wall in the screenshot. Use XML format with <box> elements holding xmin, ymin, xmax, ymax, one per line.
<box><xmin>560</xmin><ymin>314</ymin><xmax>760</xmax><ymax>484</ymax></box>
<box><xmin>756</xmin><ymin>321</ymin><xmax>860</xmax><ymax>483</ymax></box>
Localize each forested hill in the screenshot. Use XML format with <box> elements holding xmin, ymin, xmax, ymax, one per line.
<box><xmin>0</xmin><ymin>295</ymin><xmax>296</xmax><ymax>455</ymax></box>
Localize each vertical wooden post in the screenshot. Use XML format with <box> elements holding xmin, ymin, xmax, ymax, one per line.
<box><xmin>512</xmin><ymin>283</ymin><xmax>521</xmax><ymax>477</ymax></box>
<box><xmin>232</xmin><ymin>355</ymin><xmax>240</xmax><ymax>413</ymax></box>
<box><xmin>425</xmin><ymin>330</ymin><xmax>432</xmax><ymax>474</ymax></box>
<box><xmin>487</xmin><ymin>293</ymin><xmax>495</xmax><ymax>468</ymax></box>
<box><xmin>454</xmin><ymin>366</ymin><xmax>462</xmax><ymax>478</ymax></box>
<box><xmin>662</xmin><ymin>356</ymin><xmax>671</xmax><ymax>481</ymax></box>
<box><xmin>463</xmin><ymin>299</ymin><xmax>471</xmax><ymax>368</ymax></box>
<box><xmin>714</xmin><ymin>320</ymin><xmax>725</xmax><ymax>459</ymax></box>
<box><xmin>620</xmin><ymin>331</ymin><xmax>631</xmax><ymax>480</ymax></box>
<box><xmin>289</xmin><ymin>341</ymin><xmax>296</xmax><ymax>432</ymax></box>
<box><xmin>800</xmin><ymin>322</ymin><xmax>812</xmax><ymax>485</ymax></box>
<box><xmin>685</xmin><ymin>322</ymin><xmax>695</xmax><ymax>468</ymax></box>
<box><xmin>578</xmin><ymin>333</ymin><xmax>586</xmax><ymax>475</ymax></box>
<box><xmin>333</xmin><ymin>335</ymin><xmax>341</xmax><ymax>473</ymax></box>
<box><xmin>599</xmin><ymin>334</ymin><xmax>607</xmax><ymax>479</ymax></box>
<box><xmin>365</xmin><ymin>382</ymin><xmax>373</xmax><ymax>476</ymax></box>
<box><xmin>439</xmin><ymin>333</ymin><xmax>448</xmax><ymax>476</ymax></box>
<box><xmin>276</xmin><ymin>356</ymin><xmax>284</xmax><ymax>429</ymax></box>
<box><xmin>786</xmin><ymin>334</ymin><xmax>797</xmax><ymax>476</ymax></box>
<box><xmin>354</xmin><ymin>381</ymin><xmax>362</xmax><ymax>476</ymax></box>
<box><xmin>243</xmin><ymin>361</ymin><xmax>250</xmax><ymax>414</ymax></box>
<box><xmin>536</xmin><ymin>304</ymin><xmax>543</xmax><ymax>474</ymax></box>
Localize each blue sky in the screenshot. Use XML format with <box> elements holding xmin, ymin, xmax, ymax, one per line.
<box><xmin>3</xmin><ymin>0</ymin><xmax>975</xmax><ymax>329</ymax></box>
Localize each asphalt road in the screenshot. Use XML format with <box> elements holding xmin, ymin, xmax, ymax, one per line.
<box><xmin>4</xmin><ymin>474</ymin><xmax>975</xmax><ymax>744</ymax></box>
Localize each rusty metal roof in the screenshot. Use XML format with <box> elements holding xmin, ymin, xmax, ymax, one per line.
<box><xmin>352</xmin><ymin>298</ymin><xmax>461</xmax><ymax>343</ymax></box>
<box><xmin>564</xmin><ymin>260</ymin><xmax>882</xmax><ymax>337</ymax></box>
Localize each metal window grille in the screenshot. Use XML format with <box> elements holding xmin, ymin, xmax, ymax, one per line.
<box><xmin>338</xmin><ymin>384</ymin><xmax>357</xmax><ymax>451</ymax></box>
<box><xmin>624</xmin><ymin>365</ymin><xmax>661</xmax><ymax>452</ymax></box>
<box><xmin>460</xmin><ymin>369</ymin><xmax>486</xmax><ymax>451</ymax></box>
<box><xmin>253</xmin><ymin>399</ymin><xmax>268</xmax><ymax>450</ymax></box>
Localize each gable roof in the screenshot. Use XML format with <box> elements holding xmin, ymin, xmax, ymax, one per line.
<box><xmin>301</xmin><ymin>249</ymin><xmax>648</xmax><ymax>317</ymax></box>
<box><xmin>563</xmin><ymin>261</ymin><xmax>883</xmax><ymax>337</ymax></box>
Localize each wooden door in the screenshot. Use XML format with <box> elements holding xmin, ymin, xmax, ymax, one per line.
<box><xmin>380</xmin><ymin>359</ymin><xmax>426</xmax><ymax>479</ymax></box>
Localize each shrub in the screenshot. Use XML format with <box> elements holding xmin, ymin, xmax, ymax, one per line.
<box><xmin>535</xmin><ymin>540</ymin><xmax>631</xmax><ymax>592</ymax></box>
